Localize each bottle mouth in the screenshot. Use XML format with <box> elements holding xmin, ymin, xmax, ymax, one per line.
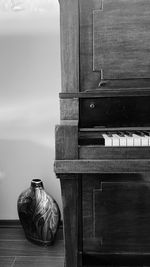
<box><xmin>31</xmin><ymin>179</ymin><xmax>43</xmax><ymax>188</ymax></box>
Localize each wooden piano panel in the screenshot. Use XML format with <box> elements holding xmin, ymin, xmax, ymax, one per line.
<box><xmin>79</xmin><ymin>146</ymin><xmax>150</xmax><ymax>160</ymax></box>
<box><xmin>80</xmin><ymin>0</ymin><xmax>150</xmax><ymax>89</ymax></box>
<box><xmin>79</xmin><ymin>0</ymin><xmax>102</xmax><ymax>90</ymax></box>
<box><xmin>83</xmin><ymin>175</ymin><xmax>150</xmax><ymax>254</ymax></box>
<box><xmin>94</xmin><ymin>182</ymin><xmax>150</xmax><ymax>251</ymax></box>
<box><xmin>93</xmin><ymin>0</ymin><xmax>150</xmax><ymax>79</ymax></box>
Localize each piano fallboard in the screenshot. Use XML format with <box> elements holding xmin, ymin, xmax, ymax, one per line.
<box><xmin>79</xmin><ymin>96</ymin><xmax>150</xmax><ymax>128</ymax></box>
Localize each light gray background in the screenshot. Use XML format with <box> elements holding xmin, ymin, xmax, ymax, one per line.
<box><xmin>0</xmin><ymin>1</ymin><xmax>61</xmax><ymax>219</ymax></box>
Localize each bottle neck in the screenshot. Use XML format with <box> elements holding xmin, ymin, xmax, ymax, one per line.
<box><xmin>31</xmin><ymin>179</ymin><xmax>44</xmax><ymax>188</ymax></box>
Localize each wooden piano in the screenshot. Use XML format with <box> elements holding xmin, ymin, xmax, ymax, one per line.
<box><xmin>54</xmin><ymin>0</ymin><xmax>150</xmax><ymax>266</ymax></box>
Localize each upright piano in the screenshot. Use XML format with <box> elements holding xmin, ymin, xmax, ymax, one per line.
<box><xmin>54</xmin><ymin>0</ymin><xmax>150</xmax><ymax>266</ymax></box>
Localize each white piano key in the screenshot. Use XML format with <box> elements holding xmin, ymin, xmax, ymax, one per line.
<box><xmin>116</xmin><ymin>134</ymin><xmax>127</xmax><ymax>146</ymax></box>
<box><xmin>143</xmin><ymin>132</ymin><xmax>150</xmax><ymax>146</ymax></box>
<box><xmin>141</xmin><ymin>135</ymin><xmax>149</xmax><ymax>146</ymax></box>
<box><xmin>125</xmin><ymin>135</ymin><xmax>134</xmax><ymax>146</ymax></box>
<box><xmin>102</xmin><ymin>132</ymin><xmax>150</xmax><ymax>147</ymax></box>
<box><xmin>148</xmin><ymin>137</ymin><xmax>150</xmax><ymax>146</ymax></box>
<box><xmin>102</xmin><ymin>134</ymin><xmax>112</xmax><ymax>146</ymax></box>
<box><xmin>132</xmin><ymin>134</ymin><xmax>141</xmax><ymax>146</ymax></box>
<box><xmin>112</xmin><ymin>134</ymin><xmax>120</xmax><ymax>146</ymax></box>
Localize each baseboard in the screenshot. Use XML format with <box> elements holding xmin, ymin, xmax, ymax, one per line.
<box><xmin>0</xmin><ymin>220</ymin><xmax>21</xmax><ymax>228</ymax></box>
<box><xmin>0</xmin><ymin>220</ymin><xmax>63</xmax><ymax>228</ymax></box>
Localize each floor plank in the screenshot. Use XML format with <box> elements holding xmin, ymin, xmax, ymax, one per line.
<box><xmin>0</xmin><ymin>256</ymin><xmax>15</xmax><ymax>267</ymax></box>
<box><xmin>13</xmin><ymin>256</ymin><xmax>64</xmax><ymax>267</ymax></box>
<box><xmin>0</xmin><ymin>225</ymin><xmax>64</xmax><ymax>266</ymax></box>
<box><xmin>0</xmin><ymin>228</ymin><xmax>25</xmax><ymax>240</ymax></box>
<box><xmin>0</xmin><ymin>239</ymin><xmax>64</xmax><ymax>257</ymax></box>
<box><xmin>0</xmin><ymin>227</ymin><xmax>63</xmax><ymax>241</ymax></box>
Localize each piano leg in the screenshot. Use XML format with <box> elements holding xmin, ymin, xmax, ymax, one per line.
<box><xmin>60</xmin><ymin>175</ymin><xmax>82</xmax><ymax>267</ymax></box>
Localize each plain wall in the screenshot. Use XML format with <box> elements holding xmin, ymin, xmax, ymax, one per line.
<box><xmin>0</xmin><ymin>2</ymin><xmax>62</xmax><ymax>219</ymax></box>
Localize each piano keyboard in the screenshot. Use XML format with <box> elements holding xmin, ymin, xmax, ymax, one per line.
<box><xmin>102</xmin><ymin>131</ymin><xmax>150</xmax><ymax>147</ymax></box>
<box><xmin>79</xmin><ymin>129</ymin><xmax>150</xmax><ymax>146</ymax></box>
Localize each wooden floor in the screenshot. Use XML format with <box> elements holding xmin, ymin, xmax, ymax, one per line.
<box><xmin>0</xmin><ymin>225</ymin><xmax>64</xmax><ymax>267</ymax></box>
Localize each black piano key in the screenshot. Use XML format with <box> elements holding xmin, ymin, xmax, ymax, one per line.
<box><xmin>106</xmin><ymin>132</ymin><xmax>113</xmax><ymax>137</ymax></box>
<box><xmin>134</xmin><ymin>131</ymin><xmax>145</xmax><ymax>136</ymax></box>
<box><xmin>79</xmin><ymin>135</ymin><xmax>105</xmax><ymax>145</ymax></box>
<box><xmin>142</xmin><ymin>131</ymin><xmax>150</xmax><ymax>136</ymax></box>
<box><xmin>117</xmin><ymin>131</ymin><xmax>125</xmax><ymax>137</ymax></box>
<box><xmin>124</xmin><ymin>131</ymin><xmax>133</xmax><ymax>137</ymax></box>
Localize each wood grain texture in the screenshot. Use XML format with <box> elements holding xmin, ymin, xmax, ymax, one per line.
<box><xmin>54</xmin><ymin>159</ymin><xmax>150</xmax><ymax>174</ymax></box>
<box><xmin>59</xmin><ymin>0</ymin><xmax>79</xmax><ymax>92</ymax></box>
<box><xmin>0</xmin><ymin>240</ymin><xmax>64</xmax><ymax>257</ymax></box>
<box><xmin>0</xmin><ymin>228</ymin><xmax>25</xmax><ymax>240</ymax></box>
<box><xmin>82</xmin><ymin>174</ymin><xmax>144</xmax><ymax>243</ymax></box>
<box><xmin>82</xmin><ymin>175</ymin><xmax>101</xmax><ymax>239</ymax></box>
<box><xmin>0</xmin><ymin>226</ymin><xmax>64</xmax><ymax>267</ymax></box>
<box><xmin>93</xmin><ymin>0</ymin><xmax>150</xmax><ymax>79</ymax></box>
<box><xmin>60</xmin><ymin>88</ymin><xmax>150</xmax><ymax>98</ymax></box>
<box><xmin>82</xmin><ymin>175</ymin><xmax>150</xmax><ymax>263</ymax></box>
<box><xmin>94</xmin><ymin>182</ymin><xmax>150</xmax><ymax>252</ymax></box>
<box><xmin>60</xmin><ymin>98</ymin><xmax>79</xmax><ymax>120</ymax></box>
<box><xmin>0</xmin><ymin>257</ymin><xmax>15</xmax><ymax>267</ymax></box>
<box><xmin>55</xmin><ymin>124</ymin><xmax>78</xmax><ymax>160</ymax></box>
<box><xmin>56</xmin><ymin>0</ymin><xmax>150</xmax><ymax>265</ymax></box>
<box><xmin>60</xmin><ymin>177</ymin><xmax>81</xmax><ymax>267</ymax></box>
<box><xmin>79</xmin><ymin>146</ymin><xmax>150</xmax><ymax>159</ymax></box>
<box><xmin>13</xmin><ymin>256</ymin><xmax>64</xmax><ymax>267</ymax></box>
<box><xmin>79</xmin><ymin>0</ymin><xmax>150</xmax><ymax>89</ymax></box>
<box><xmin>80</xmin><ymin>0</ymin><xmax>102</xmax><ymax>90</ymax></box>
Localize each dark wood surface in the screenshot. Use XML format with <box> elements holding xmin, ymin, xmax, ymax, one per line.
<box><xmin>82</xmin><ymin>174</ymin><xmax>144</xmax><ymax>241</ymax></box>
<box><xmin>0</xmin><ymin>226</ymin><xmax>64</xmax><ymax>267</ymax></box>
<box><xmin>79</xmin><ymin>146</ymin><xmax>150</xmax><ymax>159</ymax></box>
<box><xmin>60</xmin><ymin>99</ymin><xmax>79</xmax><ymax>121</ymax></box>
<box><xmin>94</xmin><ymin>182</ymin><xmax>150</xmax><ymax>252</ymax></box>
<box><xmin>83</xmin><ymin>252</ymin><xmax>150</xmax><ymax>266</ymax></box>
<box><xmin>55</xmin><ymin>123</ymin><xmax>78</xmax><ymax>160</ymax></box>
<box><xmin>93</xmin><ymin>0</ymin><xmax>150</xmax><ymax>79</ymax></box>
<box><xmin>82</xmin><ymin>175</ymin><xmax>150</xmax><ymax>266</ymax></box>
<box><xmin>59</xmin><ymin>0</ymin><xmax>79</xmax><ymax>92</ymax></box>
<box><xmin>59</xmin><ymin>88</ymin><xmax>150</xmax><ymax>99</ymax></box>
<box><xmin>0</xmin><ymin>257</ymin><xmax>15</xmax><ymax>267</ymax></box>
<box><xmin>60</xmin><ymin>176</ymin><xmax>82</xmax><ymax>267</ymax></box>
<box><xmin>56</xmin><ymin>0</ymin><xmax>150</xmax><ymax>266</ymax></box>
<box><xmin>54</xmin><ymin>159</ymin><xmax>150</xmax><ymax>173</ymax></box>
<box><xmin>79</xmin><ymin>0</ymin><xmax>150</xmax><ymax>90</ymax></box>
<box><xmin>79</xmin><ymin>0</ymin><xmax>101</xmax><ymax>90</ymax></box>
<box><xmin>79</xmin><ymin>96</ymin><xmax>150</xmax><ymax>128</ymax></box>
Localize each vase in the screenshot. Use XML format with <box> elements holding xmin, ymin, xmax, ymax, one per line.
<box><xmin>17</xmin><ymin>179</ymin><xmax>61</xmax><ymax>245</ymax></box>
